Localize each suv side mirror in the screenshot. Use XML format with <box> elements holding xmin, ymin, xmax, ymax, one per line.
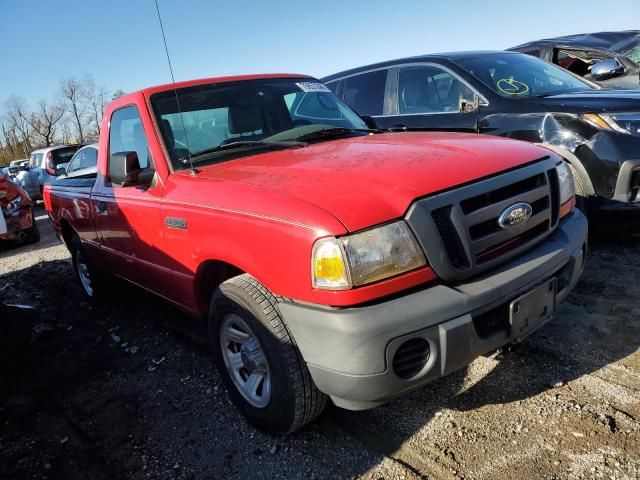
<box><xmin>110</xmin><ymin>151</ymin><xmax>145</xmax><ymax>187</ymax></box>
<box><xmin>589</xmin><ymin>59</ymin><xmax>625</xmax><ymax>80</ymax></box>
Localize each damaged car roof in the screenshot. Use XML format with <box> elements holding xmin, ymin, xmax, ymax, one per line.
<box><xmin>510</xmin><ymin>30</ymin><xmax>640</xmax><ymax>54</ymax></box>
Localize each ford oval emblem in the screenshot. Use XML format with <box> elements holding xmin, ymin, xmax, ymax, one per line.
<box><xmin>498</xmin><ymin>202</ymin><xmax>532</xmax><ymax>229</ymax></box>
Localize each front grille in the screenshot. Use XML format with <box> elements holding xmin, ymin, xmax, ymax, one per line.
<box><xmin>406</xmin><ymin>157</ymin><xmax>560</xmax><ymax>281</ymax></box>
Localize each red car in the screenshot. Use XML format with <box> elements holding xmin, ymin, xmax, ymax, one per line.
<box><xmin>0</xmin><ymin>171</ymin><xmax>39</xmax><ymax>245</ymax></box>
<box><xmin>45</xmin><ymin>74</ymin><xmax>588</xmax><ymax>434</ymax></box>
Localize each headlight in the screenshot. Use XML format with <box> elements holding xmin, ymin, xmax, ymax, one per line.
<box><xmin>312</xmin><ymin>221</ymin><xmax>426</xmax><ymax>290</ymax></box>
<box><xmin>556</xmin><ymin>161</ymin><xmax>575</xmax><ymax>206</ymax></box>
<box><xmin>581</xmin><ymin>113</ymin><xmax>640</xmax><ymax>136</ymax></box>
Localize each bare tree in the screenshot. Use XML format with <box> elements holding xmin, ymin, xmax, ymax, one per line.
<box><xmin>60</xmin><ymin>77</ymin><xmax>88</xmax><ymax>143</ymax></box>
<box><xmin>28</xmin><ymin>99</ymin><xmax>65</xmax><ymax>147</ymax></box>
<box><xmin>82</xmin><ymin>75</ymin><xmax>109</xmax><ymax>135</ymax></box>
<box><xmin>4</xmin><ymin>95</ymin><xmax>33</xmax><ymax>156</ymax></box>
<box><xmin>111</xmin><ymin>89</ymin><xmax>126</xmax><ymax>101</ymax></box>
<box><xmin>0</xmin><ymin>117</ymin><xmax>18</xmax><ymax>162</ymax></box>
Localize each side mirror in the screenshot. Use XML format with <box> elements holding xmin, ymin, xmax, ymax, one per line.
<box><xmin>589</xmin><ymin>59</ymin><xmax>625</xmax><ymax>80</ymax></box>
<box><xmin>55</xmin><ymin>163</ymin><xmax>69</xmax><ymax>176</ymax></box>
<box><xmin>109</xmin><ymin>151</ymin><xmax>144</xmax><ymax>187</ymax></box>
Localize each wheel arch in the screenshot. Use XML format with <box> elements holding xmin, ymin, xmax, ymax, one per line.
<box><xmin>58</xmin><ymin>217</ymin><xmax>77</xmax><ymax>248</ymax></box>
<box><xmin>540</xmin><ymin>143</ymin><xmax>596</xmax><ymax>196</ymax></box>
<box><xmin>194</xmin><ymin>259</ymin><xmax>246</xmax><ymax>318</ymax></box>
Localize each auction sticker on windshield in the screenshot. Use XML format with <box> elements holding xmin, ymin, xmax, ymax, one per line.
<box><xmin>296</xmin><ymin>82</ymin><xmax>331</xmax><ymax>93</ymax></box>
<box><xmin>0</xmin><ymin>212</ymin><xmax>7</xmax><ymax>235</ymax></box>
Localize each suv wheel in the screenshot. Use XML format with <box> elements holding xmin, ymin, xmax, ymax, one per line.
<box><xmin>209</xmin><ymin>274</ymin><xmax>327</xmax><ymax>434</ymax></box>
<box><xmin>569</xmin><ymin>164</ymin><xmax>588</xmax><ymax>213</ymax></box>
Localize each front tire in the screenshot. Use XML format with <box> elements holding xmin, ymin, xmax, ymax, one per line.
<box><xmin>209</xmin><ymin>274</ymin><xmax>327</xmax><ymax>435</ymax></box>
<box><xmin>569</xmin><ymin>164</ymin><xmax>588</xmax><ymax>213</ymax></box>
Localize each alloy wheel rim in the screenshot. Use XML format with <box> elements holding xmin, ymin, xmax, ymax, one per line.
<box><xmin>76</xmin><ymin>251</ymin><xmax>93</xmax><ymax>297</ymax></box>
<box><xmin>219</xmin><ymin>313</ymin><xmax>271</xmax><ymax>408</ymax></box>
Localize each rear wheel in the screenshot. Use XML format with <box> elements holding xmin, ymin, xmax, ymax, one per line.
<box><xmin>24</xmin><ymin>219</ymin><xmax>40</xmax><ymax>244</ymax></box>
<box><xmin>209</xmin><ymin>274</ymin><xmax>327</xmax><ymax>434</ymax></box>
<box><xmin>70</xmin><ymin>235</ymin><xmax>104</xmax><ymax>300</ymax></box>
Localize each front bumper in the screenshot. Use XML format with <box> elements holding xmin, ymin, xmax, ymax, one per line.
<box><xmin>279</xmin><ymin>210</ymin><xmax>588</xmax><ymax>410</ymax></box>
<box><xmin>590</xmin><ymin>159</ymin><xmax>640</xmax><ymax>213</ymax></box>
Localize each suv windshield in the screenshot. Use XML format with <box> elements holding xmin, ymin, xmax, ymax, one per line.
<box><xmin>455</xmin><ymin>53</ymin><xmax>597</xmax><ymax>98</ymax></box>
<box><xmin>151</xmin><ymin>78</ymin><xmax>368</xmax><ymax>169</ymax></box>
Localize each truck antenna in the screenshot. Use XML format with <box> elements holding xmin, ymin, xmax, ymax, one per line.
<box><xmin>153</xmin><ymin>0</ymin><xmax>197</xmax><ymax>175</ymax></box>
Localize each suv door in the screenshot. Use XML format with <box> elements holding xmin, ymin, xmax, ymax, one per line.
<box><xmin>373</xmin><ymin>64</ymin><xmax>481</xmax><ymax>132</ymax></box>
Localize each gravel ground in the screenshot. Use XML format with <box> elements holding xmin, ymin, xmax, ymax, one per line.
<box><xmin>0</xmin><ymin>208</ymin><xmax>638</xmax><ymax>480</ymax></box>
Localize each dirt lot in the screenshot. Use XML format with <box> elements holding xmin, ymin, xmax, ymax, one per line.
<box><xmin>0</xmin><ymin>208</ymin><xmax>638</xmax><ymax>480</ymax></box>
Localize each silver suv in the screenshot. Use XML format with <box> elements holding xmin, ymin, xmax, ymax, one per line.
<box><xmin>27</xmin><ymin>145</ymin><xmax>80</xmax><ymax>198</ymax></box>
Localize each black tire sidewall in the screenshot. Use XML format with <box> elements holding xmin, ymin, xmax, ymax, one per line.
<box><xmin>70</xmin><ymin>236</ymin><xmax>98</xmax><ymax>300</ymax></box>
<box><xmin>209</xmin><ymin>283</ymin><xmax>298</xmax><ymax>435</ymax></box>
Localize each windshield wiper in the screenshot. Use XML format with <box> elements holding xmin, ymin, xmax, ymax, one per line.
<box><xmin>189</xmin><ymin>140</ymin><xmax>308</xmax><ymax>161</ymax></box>
<box><xmin>294</xmin><ymin>127</ymin><xmax>381</xmax><ymax>142</ymax></box>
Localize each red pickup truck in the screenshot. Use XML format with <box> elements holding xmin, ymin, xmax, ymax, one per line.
<box><xmin>44</xmin><ymin>74</ymin><xmax>588</xmax><ymax>434</ymax></box>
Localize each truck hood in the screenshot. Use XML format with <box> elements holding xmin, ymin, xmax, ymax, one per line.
<box><xmin>194</xmin><ymin>132</ymin><xmax>552</xmax><ymax>232</ymax></box>
<box><xmin>532</xmin><ymin>89</ymin><xmax>640</xmax><ymax>113</ymax></box>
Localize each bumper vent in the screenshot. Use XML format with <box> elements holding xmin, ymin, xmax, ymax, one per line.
<box><xmin>392</xmin><ymin>338</ymin><xmax>430</xmax><ymax>379</ymax></box>
<box><xmin>406</xmin><ymin>157</ymin><xmax>561</xmax><ymax>281</ymax></box>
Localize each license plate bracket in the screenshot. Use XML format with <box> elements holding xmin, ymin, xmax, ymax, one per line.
<box><xmin>509</xmin><ymin>278</ymin><xmax>557</xmax><ymax>340</ymax></box>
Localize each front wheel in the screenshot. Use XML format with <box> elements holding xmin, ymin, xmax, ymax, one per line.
<box><xmin>209</xmin><ymin>274</ymin><xmax>327</xmax><ymax>435</ymax></box>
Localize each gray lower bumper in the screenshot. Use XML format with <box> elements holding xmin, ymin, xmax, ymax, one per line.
<box><xmin>279</xmin><ymin>210</ymin><xmax>588</xmax><ymax>410</ymax></box>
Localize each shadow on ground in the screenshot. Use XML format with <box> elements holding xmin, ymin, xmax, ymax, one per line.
<box><xmin>0</xmin><ymin>223</ymin><xmax>638</xmax><ymax>479</ymax></box>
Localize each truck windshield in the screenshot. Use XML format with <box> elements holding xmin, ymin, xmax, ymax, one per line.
<box><xmin>150</xmin><ymin>78</ymin><xmax>368</xmax><ymax>169</ymax></box>
<box><xmin>454</xmin><ymin>53</ymin><xmax>597</xmax><ymax>98</ymax></box>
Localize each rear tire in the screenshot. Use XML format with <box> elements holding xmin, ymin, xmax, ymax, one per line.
<box><xmin>24</xmin><ymin>219</ymin><xmax>40</xmax><ymax>244</ymax></box>
<box><xmin>209</xmin><ymin>274</ymin><xmax>327</xmax><ymax>435</ymax></box>
<box><xmin>70</xmin><ymin>235</ymin><xmax>105</xmax><ymax>301</ymax></box>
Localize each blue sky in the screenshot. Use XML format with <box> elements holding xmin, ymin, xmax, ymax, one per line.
<box><xmin>1</xmin><ymin>0</ymin><xmax>638</xmax><ymax>104</ymax></box>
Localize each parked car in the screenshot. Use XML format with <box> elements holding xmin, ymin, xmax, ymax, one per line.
<box><xmin>509</xmin><ymin>30</ymin><xmax>640</xmax><ymax>89</ymax></box>
<box><xmin>323</xmin><ymin>51</ymin><xmax>640</xmax><ymax>217</ymax></box>
<box><xmin>1</xmin><ymin>160</ymin><xmax>28</xmax><ymax>180</ymax></box>
<box><xmin>27</xmin><ymin>145</ymin><xmax>80</xmax><ymax>198</ymax></box>
<box><xmin>0</xmin><ymin>171</ymin><xmax>40</xmax><ymax>245</ymax></box>
<box><xmin>56</xmin><ymin>143</ymin><xmax>98</xmax><ymax>178</ymax></box>
<box><xmin>44</xmin><ymin>74</ymin><xmax>587</xmax><ymax>434</ymax></box>
<box><xmin>9</xmin><ymin>159</ymin><xmax>29</xmax><ymax>169</ymax></box>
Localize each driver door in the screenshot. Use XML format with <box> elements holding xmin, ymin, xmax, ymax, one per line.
<box><xmin>373</xmin><ymin>64</ymin><xmax>480</xmax><ymax>132</ymax></box>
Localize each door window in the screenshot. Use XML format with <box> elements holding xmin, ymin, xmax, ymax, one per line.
<box><xmin>341</xmin><ymin>70</ymin><xmax>388</xmax><ymax>116</ymax></box>
<box><xmin>66</xmin><ymin>150</ymin><xmax>85</xmax><ymax>173</ymax></box>
<box><xmin>109</xmin><ymin>106</ymin><xmax>152</xmax><ymax>170</ymax></box>
<box><xmin>397</xmin><ymin>66</ymin><xmax>474</xmax><ymax>114</ymax></box>
<box><xmin>81</xmin><ymin>147</ymin><xmax>98</xmax><ymax>169</ymax></box>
